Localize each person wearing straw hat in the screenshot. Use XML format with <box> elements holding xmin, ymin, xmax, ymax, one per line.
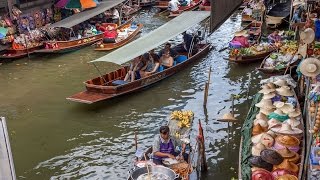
<box><xmin>230</xmin><ymin>30</ymin><xmax>250</xmax><ymax>48</ymax></box>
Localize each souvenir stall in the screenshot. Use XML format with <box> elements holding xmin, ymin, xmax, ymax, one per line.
<box><xmin>239</xmin><ymin>75</ymin><xmax>305</xmax><ymax>180</ymax></box>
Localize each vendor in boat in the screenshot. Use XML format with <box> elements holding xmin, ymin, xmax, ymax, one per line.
<box><xmin>160</xmin><ymin>49</ymin><xmax>174</xmax><ymax>68</ymax></box>
<box><xmin>139</xmin><ymin>50</ymin><xmax>161</xmax><ymax>77</ymax></box>
<box><xmin>230</xmin><ymin>30</ymin><xmax>249</xmax><ymax>48</ymax></box>
<box><xmin>153</xmin><ymin>125</ymin><xmax>186</xmax><ymax>165</ymax></box>
<box><xmin>168</xmin><ymin>0</ymin><xmax>180</xmax><ymax>12</ymax></box>
<box><xmin>103</xmin><ymin>25</ymin><xmax>118</xmax><ymax>43</ymax></box>
<box><xmin>159</xmin><ymin>43</ymin><xmax>178</xmax><ymax>58</ymax></box>
<box><xmin>268</xmin><ymin>30</ymin><xmax>281</xmax><ymax>44</ymax></box>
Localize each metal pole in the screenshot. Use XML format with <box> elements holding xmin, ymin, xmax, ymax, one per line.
<box><xmin>92</xmin><ymin>63</ymin><xmax>108</xmax><ymax>84</ymax></box>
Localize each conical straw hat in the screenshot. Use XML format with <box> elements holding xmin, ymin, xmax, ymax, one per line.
<box><xmin>259</xmin><ymin>85</ymin><xmax>276</xmax><ymax>94</ymax></box>
<box><xmin>256</xmin><ymin>99</ymin><xmax>275</xmax><ymax>109</ymax></box>
<box><xmin>217</xmin><ymin>112</ymin><xmax>238</xmax><ymax>122</ymax></box>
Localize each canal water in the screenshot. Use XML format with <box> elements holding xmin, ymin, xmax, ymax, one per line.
<box><xmin>0</xmin><ymin>9</ymin><xmax>264</xmax><ymax>179</ymax></box>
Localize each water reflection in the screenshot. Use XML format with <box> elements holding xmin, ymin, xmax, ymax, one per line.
<box><xmin>0</xmin><ymin>10</ymin><xmax>266</xmax><ymax>180</ymax></box>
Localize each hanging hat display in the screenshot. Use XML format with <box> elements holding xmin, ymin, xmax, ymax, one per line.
<box><xmin>266</xmin><ymin>82</ymin><xmax>276</xmax><ymax>90</ymax></box>
<box><xmin>288</xmin><ymin>109</ymin><xmax>301</xmax><ymax>118</ymax></box>
<box><xmin>300</xmin><ymin>28</ymin><xmax>315</xmax><ymax>44</ymax></box>
<box><xmin>270</xmin><ymin>123</ymin><xmax>303</xmax><ymax>136</ymax></box>
<box><xmin>276</xmin><ymin>174</ymin><xmax>298</xmax><ymax>180</ymax></box>
<box><xmin>260</xmin><ymin>149</ymin><xmax>284</xmax><ymax>165</ymax></box>
<box><xmin>297</xmin><ymin>43</ymin><xmax>307</xmax><ymax>58</ymax></box>
<box><xmin>276</xmin><ymin>86</ymin><xmax>294</xmax><ymax>97</ymax></box>
<box><xmin>299</xmin><ymin>58</ymin><xmax>320</xmax><ymax>77</ymax></box>
<box><xmin>274</xmin><ymin>79</ymin><xmax>289</xmax><ymax>87</ymax></box>
<box><xmin>256</xmin><ymin>99</ymin><xmax>276</xmax><ymax>109</ymax></box>
<box><xmin>273</xmin><ymin>159</ymin><xmax>299</xmax><ymax>174</ymax></box>
<box><xmin>252</xmin><ymin>143</ymin><xmax>266</xmax><ymax>156</ymax></box>
<box><xmin>254</xmin><ymin>119</ymin><xmax>269</xmax><ymax>129</ymax></box>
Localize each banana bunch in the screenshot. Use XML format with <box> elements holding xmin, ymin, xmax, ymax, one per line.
<box><xmin>170</xmin><ymin>110</ymin><xmax>194</xmax><ymax>128</ymax></box>
<box><xmin>279</xmin><ymin>41</ymin><xmax>298</xmax><ymax>55</ymax></box>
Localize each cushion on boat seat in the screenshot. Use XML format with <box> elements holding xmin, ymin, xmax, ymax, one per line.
<box><xmin>158</xmin><ymin>65</ymin><xmax>165</xmax><ymax>72</ymax></box>
<box><xmin>173</xmin><ymin>61</ymin><xmax>177</xmax><ymax>66</ymax></box>
<box><xmin>112</xmin><ymin>80</ymin><xmax>128</xmax><ymax>86</ymax></box>
<box><xmin>175</xmin><ymin>55</ymin><xmax>187</xmax><ymax>64</ymax></box>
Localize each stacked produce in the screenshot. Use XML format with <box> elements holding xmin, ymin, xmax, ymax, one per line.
<box><xmin>279</xmin><ymin>41</ymin><xmax>298</xmax><ymax>55</ymax></box>
<box><xmin>229</xmin><ymin>43</ymin><xmax>271</xmax><ymax>58</ymax></box>
<box><xmin>170</xmin><ymin>110</ymin><xmax>194</xmax><ymax>128</ymax></box>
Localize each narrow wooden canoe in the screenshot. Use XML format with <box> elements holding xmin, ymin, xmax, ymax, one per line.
<box><xmin>239</xmin><ymin>91</ymin><xmax>305</xmax><ymax>180</ymax></box>
<box><xmin>257</xmin><ymin>53</ymin><xmax>301</xmax><ymax>76</ymax></box>
<box><xmin>94</xmin><ymin>23</ymin><xmax>143</xmax><ymax>51</ymax></box>
<box><xmin>168</xmin><ymin>0</ymin><xmax>201</xmax><ymax>18</ymax></box>
<box><xmin>34</xmin><ymin>33</ymin><xmax>103</xmax><ymax>54</ymax></box>
<box><xmin>67</xmin><ymin>43</ymin><xmax>211</xmax><ymax>104</ymax></box>
<box><xmin>228</xmin><ymin>48</ymin><xmax>275</xmax><ymax>64</ymax></box>
<box><xmin>0</xmin><ymin>44</ymin><xmax>43</xmax><ymax>60</ymax></box>
<box><xmin>139</xmin><ymin>0</ymin><xmax>155</xmax><ymax>7</ymax></box>
<box><xmin>242</xmin><ymin>14</ymin><xmax>255</xmax><ymax>22</ymax></box>
<box><xmin>153</xmin><ymin>0</ymin><xmax>170</xmax><ymax>9</ymax></box>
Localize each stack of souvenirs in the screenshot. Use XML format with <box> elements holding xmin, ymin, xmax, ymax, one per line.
<box><xmin>248</xmin><ymin>77</ymin><xmax>304</xmax><ymax>180</ymax></box>
<box><xmin>11</xmin><ymin>30</ymin><xmax>44</xmax><ymax>50</ymax></box>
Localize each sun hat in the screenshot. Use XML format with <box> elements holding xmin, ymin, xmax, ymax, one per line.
<box><xmin>268</xmin><ymin>118</ymin><xmax>282</xmax><ymax>129</ymax></box>
<box><xmin>256</xmin><ymin>99</ymin><xmax>276</xmax><ymax>109</ymax></box>
<box><xmin>252</xmin><ymin>124</ymin><xmax>266</xmax><ymax>136</ymax></box>
<box><xmin>263</xmin><ymin>92</ymin><xmax>276</xmax><ymax>100</ymax></box>
<box><xmin>297</xmin><ymin>43</ymin><xmax>307</xmax><ymax>59</ymax></box>
<box><xmin>274</xmin><ymin>135</ymin><xmax>300</xmax><ymax>152</ymax></box>
<box><xmin>274</xmin><ymin>79</ymin><xmax>288</xmax><ymax>87</ymax></box>
<box><xmin>261</xmin><ymin>149</ymin><xmax>284</xmax><ymax>165</ymax></box>
<box><xmin>267</xmin><ymin>130</ymin><xmax>277</xmax><ymax>138</ymax></box>
<box><xmin>252</xmin><ymin>143</ymin><xmax>266</xmax><ymax>156</ymax></box>
<box><xmin>271</xmin><ymin>169</ymin><xmax>298</xmax><ymax>179</ymax></box>
<box><xmin>300</xmin><ymin>28</ymin><xmax>315</xmax><ymax>44</ymax></box>
<box><xmin>276</xmin><ymin>86</ymin><xmax>294</xmax><ymax>97</ymax></box>
<box><xmin>277</xmin><ymin>147</ymin><xmax>300</xmax><ymax>164</ymax></box>
<box><xmin>270</xmin><ymin>123</ymin><xmax>303</xmax><ymax>136</ymax></box>
<box><xmin>299</xmin><ymin>58</ymin><xmax>320</xmax><ymax>77</ymax></box>
<box><xmin>252</xmin><ymin>169</ymin><xmax>274</xmax><ymax>180</ymax></box>
<box><xmin>252</xmin><ymin>133</ymin><xmax>275</xmax><ymax>147</ymax></box>
<box><xmin>254</xmin><ymin>119</ymin><xmax>268</xmax><ymax>128</ymax></box>
<box><xmin>219</xmin><ymin>112</ymin><xmax>237</xmax><ymax>122</ymax></box>
<box><xmin>273</xmin><ymin>159</ymin><xmax>299</xmax><ymax>174</ymax></box>
<box><xmin>234</xmin><ymin>30</ymin><xmax>248</xmax><ymax>37</ymax></box>
<box><xmin>276</xmin><ymin>174</ymin><xmax>298</xmax><ymax>180</ymax></box>
<box><xmin>256</xmin><ymin>112</ymin><xmax>268</xmax><ymax>121</ymax></box>
<box><xmin>260</xmin><ymin>108</ymin><xmax>274</xmax><ymax>116</ymax></box>
<box><xmin>279</xmin><ymin>104</ymin><xmax>295</xmax><ymax>114</ymax></box>
<box><xmin>259</xmin><ymin>85</ymin><xmax>276</xmax><ymax>94</ymax></box>
<box><xmin>266</xmin><ymin>82</ymin><xmax>277</xmax><ymax>90</ymax></box>
<box><xmin>268</xmin><ymin>109</ymin><xmax>289</xmax><ymax>122</ymax></box>
<box><xmin>283</xmin><ymin>118</ymin><xmax>301</xmax><ymax>128</ymax></box>
<box><xmin>249</xmin><ymin>156</ymin><xmax>273</xmax><ymax>171</ymax></box>
<box><xmin>288</xmin><ymin>109</ymin><xmax>301</xmax><ymax>118</ymax></box>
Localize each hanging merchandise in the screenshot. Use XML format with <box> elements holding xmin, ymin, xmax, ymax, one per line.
<box><xmin>309</xmin><ymin>85</ymin><xmax>320</xmax><ymax>103</ymax></box>
<box><xmin>45</xmin><ymin>8</ymin><xmax>53</xmax><ymax>24</ymax></box>
<box><xmin>11</xmin><ymin>6</ymin><xmax>22</xmax><ymax>20</ymax></box>
<box><xmin>33</xmin><ymin>10</ymin><xmax>44</xmax><ymax>28</ymax></box>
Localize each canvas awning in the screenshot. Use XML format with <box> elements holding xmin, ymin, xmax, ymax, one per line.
<box><xmin>90</xmin><ymin>11</ymin><xmax>210</xmax><ymax>65</ymax></box>
<box><xmin>49</xmin><ymin>0</ymin><xmax>125</xmax><ymax>28</ymax></box>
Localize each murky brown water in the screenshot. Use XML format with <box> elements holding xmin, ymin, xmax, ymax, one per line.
<box><xmin>0</xmin><ymin>9</ymin><xmax>264</xmax><ymax>179</ymax></box>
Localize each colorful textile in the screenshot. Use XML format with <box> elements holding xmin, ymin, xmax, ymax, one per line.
<box><xmin>66</xmin><ymin>0</ymin><xmax>82</xmax><ymax>9</ymax></box>
<box><xmin>56</xmin><ymin>0</ymin><xmax>70</xmax><ymax>8</ymax></box>
<box><xmin>80</xmin><ymin>0</ymin><xmax>97</xmax><ymax>9</ymax></box>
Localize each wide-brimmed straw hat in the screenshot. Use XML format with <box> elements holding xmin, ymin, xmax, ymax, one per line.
<box><xmin>252</xmin><ymin>143</ymin><xmax>266</xmax><ymax>156</ymax></box>
<box><xmin>261</xmin><ymin>149</ymin><xmax>284</xmax><ymax>165</ymax></box>
<box><xmin>277</xmin><ymin>147</ymin><xmax>300</xmax><ymax>164</ymax></box>
<box><xmin>256</xmin><ymin>99</ymin><xmax>275</xmax><ymax>109</ymax></box>
<box><xmin>284</xmin><ymin>118</ymin><xmax>301</xmax><ymax>128</ymax></box>
<box><xmin>263</xmin><ymin>92</ymin><xmax>276</xmax><ymax>100</ymax></box>
<box><xmin>270</xmin><ymin>123</ymin><xmax>303</xmax><ymax>135</ymax></box>
<box><xmin>234</xmin><ymin>30</ymin><xmax>248</xmax><ymax>37</ymax></box>
<box><xmin>288</xmin><ymin>108</ymin><xmax>301</xmax><ymax>118</ymax></box>
<box><xmin>252</xmin><ymin>133</ymin><xmax>275</xmax><ymax>147</ymax></box>
<box><xmin>297</xmin><ymin>43</ymin><xmax>307</xmax><ymax>58</ymax></box>
<box><xmin>254</xmin><ymin>119</ymin><xmax>268</xmax><ymax>128</ymax></box>
<box><xmin>300</xmin><ymin>28</ymin><xmax>315</xmax><ymax>44</ymax></box>
<box><xmin>276</xmin><ymin>86</ymin><xmax>294</xmax><ymax>96</ymax></box>
<box><xmin>256</xmin><ymin>112</ymin><xmax>268</xmax><ymax>121</ymax></box>
<box><xmin>219</xmin><ymin>112</ymin><xmax>237</xmax><ymax>122</ymax></box>
<box><xmin>266</xmin><ymin>82</ymin><xmax>277</xmax><ymax>90</ymax></box>
<box><xmin>259</xmin><ymin>85</ymin><xmax>276</xmax><ymax>94</ymax></box>
<box><xmin>274</xmin><ymin>79</ymin><xmax>288</xmax><ymax>87</ymax></box>
<box><xmin>252</xmin><ymin>169</ymin><xmax>274</xmax><ymax>180</ymax></box>
<box><xmin>273</xmin><ymin>159</ymin><xmax>299</xmax><ymax>174</ymax></box>
<box><xmin>277</xmin><ymin>103</ymin><xmax>295</xmax><ymax>114</ymax></box>
<box><xmin>275</xmin><ymin>135</ymin><xmax>300</xmax><ymax>147</ymax></box>
<box><xmin>268</xmin><ymin>118</ymin><xmax>281</xmax><ymax>129</ymax></box>
<box><xmin>252</xmin><ymin>124</ymin><xmax>266</xmax><ymax>136</ymax></box>
<box><xmin>299</xmin><ymin>58</ymin><xmax>320</xmax><ymax>77</ymax></box>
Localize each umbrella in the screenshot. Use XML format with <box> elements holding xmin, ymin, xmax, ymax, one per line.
<box><xmin>65</xmin><ymin>0</ymin><xmax>97</xmax><ymax>9</ymax></box>
<box><xmin>56</xmin><ymin>0</ymin><xmax>70</xmax><ymax>8</ymax></box>
<box><xmin>80</xmin><ymin>0</ymin><xmax>97</xmax><ymax>9</ymax></box>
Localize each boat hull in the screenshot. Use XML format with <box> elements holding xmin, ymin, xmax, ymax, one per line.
<box><xmin>0</xmin><ymin>45</ymin><xmax>43</xmax><ymax>60</ymax></box>
<box><xmin>67</xmin><ymin>44</ymin><xmax>211</xmax><ymax>104</ymax></box>
<box><xmin>168</xmin><ymin>0</ymin><xmax>201</xmax><ymax>18</ymax></box>
<box><xmin>94</xmin><ymin>24</ymin><xmax>143</xmax><ymax>51</ymax></box>
<box><xmin>229</xmin><ymin>49</ymin><xmax>274</xmax><ymax>64</ymax></box>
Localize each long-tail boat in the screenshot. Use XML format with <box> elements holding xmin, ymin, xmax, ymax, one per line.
<box><xmin>94</xmin><ymin>23</ymin><xmax>143</xmax><ymax>51</ymax></box>
<box><xmin>266</xmin><ymin>0</ymin><xmax>291</xmax><ymax>28</ymax></box>
<box><xmin>139</xmin><ymin>0</ymin><xmax>155</xmax><ymax>7</ymax></box>
<box><xmin>239</xmin><ymin>76</ymin><xmax>305</xmax><ymax>180</ymax></box>
<box><xmin>168</xmin><ymin>0</ymin><xmax>201</xmax><ymax>18</ymax></box>
<box><xmin>33</xmin><ymin>33</ymin><xmax>103</xmax><ymax>54</ymax></box>
<box><xmin>67</xmin><ymin>11</ymin><xmax>211</xmax><ymax>104</ymax></box>
<box><xmin>153</xmin><ymin>0</ymin><xmax>170</xmax><ymax>10</ymax></box>
<box><xmin>0</xmin><ymin>44</ymin><xmax>43</xmax><ymax>60</ymax></box>
<box><xmin>228</xmin><ymin>47</ymin><xmax>275</xmax><ymax>64</ymax></box>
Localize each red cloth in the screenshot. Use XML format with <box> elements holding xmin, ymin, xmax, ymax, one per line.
<box><xmin>232</xmin><ymin>36</ymin><xmax>249</xmax><ymax>48</ymax></box>
<box><xmin>103</xmin><ymin>30</ymin><xmax>117</xmax><ymax>39</ymax></box>
<box><xmin>97</xmin><ymin>26</ymin><xmax>106</xmax><ymax>32</ymax></box>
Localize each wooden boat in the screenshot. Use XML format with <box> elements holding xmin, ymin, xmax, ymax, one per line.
<box><xmin>239</xmin><ymin>83</ymin><xmax>305</xmax><ymax>180</ymax></box>
<box><xmin>199</xmin><ymin>4</ymin><xmax>210</xmax><ymax>11</ymax></box>
<box><xmin>67</xmin><ymin>11</ymin><xmax>211</xmax><ymax>104</ymax></box>
<box><xmin>68</xmin><ymin>43</ymin><xmax>210</xmax><ymax>104</ymax></box>
<box><xmin>153</xmin><ymin>0</ymin><xmax>170</xmax><ymax>9</ymax></box>
<box><xmin>139</xmin><ymin>0</ymin><xmax>155</xmax><ymax>7</ymax></box>
<box><xmin>0</xmin><ymin>44</ymin><xmax>43</xmax><ymax>60</ymax></box>
<box><xmin>242</xmin><ymin>13</ymin><xmax>256</xmax><ymax>22</ymax></box>
<box><xmin>94</xmin><ymin>23</ymin><xmax>143</xmax><ymax>51</ymax></box>
<box><xmin>168</xmin><ymin>0</ymin><xmax>201</xmax><ymax>18</ymax></box>
<box><xmin>228</xmin><ymin>48</ymin><xmax>275</xmax><ymax>64</ymax></box>
<box><xmin>266</xmin><ymin>0</ymin><xmax>290</xmax><ymax>28</ymax></box>
<box><xmin>257</xmin><ymin>53</ymin><xmax>301</xmax><ymax>76</ymax></box>
<box><xmin>229</xmin><ymin>21</ymin><xmax>262</xmax><ymax>48</ymax></box>
<box><xmin>34</xmin><ymin>33</ymin><xmax>103</xmax><ymax>54</ymax></box>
